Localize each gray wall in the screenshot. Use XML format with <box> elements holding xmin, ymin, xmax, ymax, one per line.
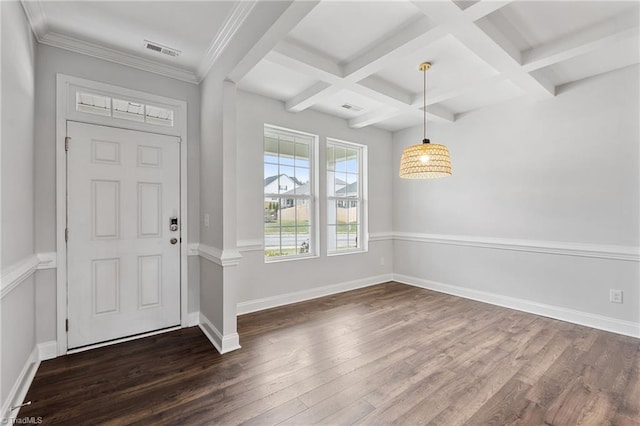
<box><xmin>1</xmin><ymin>0</ymin><xmax>37</xmax><ymax>412</ymax></box>
<box><xmin>392</xmin><ymin>65</ymin><xmax>640</xmax><ymax>325</ymax></box>
<box><xmin>235</xmin><ymin>90</ymin><xmax>394</xmax><ymax>304</ymax></box>
<box><xmin>34</xmin><ymin>44</ymin><xmax>202</xmax><ymax>344</ymax></box>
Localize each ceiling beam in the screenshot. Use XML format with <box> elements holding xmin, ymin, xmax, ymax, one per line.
<box><xmin>351</xmin><ymin>83</ymin><xmax>454</xmax><ymax>123</ymax></box>
<box><xmin>271</xmin><ymin>39</ymin><xmax>343</xmax><ymax>80</ymax></box>
<box><xmin>522</xmin><ymin>11</ymin><xmax>640</xmax><ymax>72</ymax></box>
<box><xmin>285</xmin><ymin>81</ymin><xmax>341</xmax><ymax>112</ymax></box>
<box><xmin>452</xmin><ymin>23</ymin><xmax>555</xmax><ymax>97</ymax></box>
<box><xmin>227</xmin><ymin>1</ymin><xmax>320</xmax><ymax>83</ymax></box>
<box><xmin>342</xmin><ymin>16</ymin><xmax>445</xmax><ymax>81</ymax></box>
<box><xmin>348</xmin><ymin>107</ymin><xmax>400</xmax><ymax>129</ymax></box>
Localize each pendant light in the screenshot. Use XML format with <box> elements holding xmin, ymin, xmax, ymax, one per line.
<box><xmin>399</xmin><ymin>62</ymin><xmax>452</xmax><ymax>179</ymax></box>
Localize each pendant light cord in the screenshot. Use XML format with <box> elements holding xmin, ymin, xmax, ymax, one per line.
<box><xmin>423</xmin><ymin>64</ymin><xmax>428</xmax><ymax>144</ymax></box>
<box><xmin>423</xmin><ymin>65</ymin><xmax>426</xmax><ymax>141</ymax></box>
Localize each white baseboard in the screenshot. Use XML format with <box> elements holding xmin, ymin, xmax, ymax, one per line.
<box><xmin>394</xmin><ymin>274</ymin><xmax>640</xmax><ymax>338</ymax></box>
<box><xmin>187</xmin><ymin>311</ymin><xmax>200</xmax><ymax>327</ymax></box>
<box><xmin>237</xmin><ymin>273</ymin><xmax>394</xmax><ymax>315</ymax></box>
<box><xmin>1</xmin><ymin>347</ymin><xmax>40</xmax><ymax>421</ymax></box>
<box><xmin>198</xmin><ymin>312</ymin><xmax>241</xmax><ymax>355</ymax></box>
<box><xmin>38</xmin><ymin>341</ymin><xmax>58</xmax><ymax>361</ymax></box>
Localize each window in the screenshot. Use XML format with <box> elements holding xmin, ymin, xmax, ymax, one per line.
<box><xmin>327</xmin><ymin>139</ymin><xmax>367</xmax><ymax>254</ymax></box>
<box><xmin>264</xmin><ymin>125</ymin><xmax>317</xmax><ymax>260</ymax></box>
<box><xmin>75</xmin><ymin>91</ymin><xmax>174</xmax><ymax>127</ymax></box>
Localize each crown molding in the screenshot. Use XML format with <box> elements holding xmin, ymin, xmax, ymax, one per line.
<box><xmin>196</xmin><ymin>1</ymin><xmax>257</xmax><ymax>82</ymax></box>
<box><xmin>39</xmin><ymin>32</ymin><xmax>198</xmax><ymax>84</ymax></box>
<box><xmin>20</xmin><ymin>0</ymin><xmax>259</xmax><ymax>85</ymax></box>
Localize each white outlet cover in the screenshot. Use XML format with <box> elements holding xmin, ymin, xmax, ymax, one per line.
<box><xmin>609</xmin><ymin>289</ymin><xmax>623</xmax><ymax>303</ymax></box>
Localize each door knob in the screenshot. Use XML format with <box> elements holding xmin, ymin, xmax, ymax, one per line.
<box><xmin>170</xmin><ymin>238</ymin><xmax>178</xmax><ymax>245</ymax></box>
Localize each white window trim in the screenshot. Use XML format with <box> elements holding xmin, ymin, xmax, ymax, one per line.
<box><xmin>55</xmin><ymin>74</ymin><xmax>189</xmax><ymax>356</ymax></box>
<box><xmin>326</xmin><ymin>138</ymin><xmax>368</xmax><ymax>256</ymax></box>
<box><xmin>263</xmin><ymin>124</ymin><xmax>320</xmax><ymax>262</ymax></box>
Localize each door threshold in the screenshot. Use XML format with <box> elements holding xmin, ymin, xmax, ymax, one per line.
<box><xmin>67</xmin><ymin>325</ymin><xmax>181</xmax><ymax>354</ymax></box>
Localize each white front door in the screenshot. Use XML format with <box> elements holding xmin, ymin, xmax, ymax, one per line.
<box><xmin>66</xmin><ymin>121</ymin><xmax>181</xmax><ymax>349</ymax></box>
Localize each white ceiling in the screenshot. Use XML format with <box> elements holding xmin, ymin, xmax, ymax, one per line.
<box><xmin>21</xmin><ymin>0</ymin><xmax>640</xmax><ymax>133</ymax></box>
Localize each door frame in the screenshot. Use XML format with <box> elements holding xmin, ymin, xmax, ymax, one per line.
<box><xmin>56</xmin><ymin>74</ymin><xmax>189</xmax><ymax>355</ymax></box>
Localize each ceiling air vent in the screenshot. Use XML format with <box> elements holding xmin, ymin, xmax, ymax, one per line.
<box><xmin>341</xmin><ymin>103</ymin><xmax>363</xmax><ymax>112</ymax></box>
<box><xmin>144</xmin><ymin>40</ymin><xmax>181</xmax><ymax>57</ymax></box>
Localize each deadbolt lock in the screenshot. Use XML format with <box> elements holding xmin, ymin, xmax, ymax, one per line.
<box><xmin>170</xmin><ymin>217</ymin><xmax>179</xmax><ymax>232</ymax></box>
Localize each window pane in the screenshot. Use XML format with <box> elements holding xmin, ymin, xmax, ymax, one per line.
<box><xmin>348</xmin><ymin>225</ymin><xmax>359</xmax><ymax>249</ymax></box>
<box><xmin>327</xmin><ymin>170</ymin><xmax>336</xmax><ymax>197</ymax></box>
<box><xmin>327</xmin><ymin>146</ymin><xmax>335</xmax><ymax>171</ymax></box>
<box><xmin>295</xmin><ymin>168</ymin><xmax>310</xmax><ymax>195</ymax></box>
<box><xmin>279</xmin><ymin>166</ymin><xmax>295</xmax><ymax>194</ymax></box>
<box><xmin>346</xmin><ymin>149</ymin><xmax>358</xmax><ymax>173</ymax></box>
<box><xmin>335</xmin><ymin>173</ymin><xmax>348</xmax><ymax>197</ymax></box>
<box><xmin>327</xmin><ymin>140</ymin><xmax>365</xmax><ymax>254</ymax></box>
<box><xmin>335</xmin><ymin>146</ymin><xmax>347</xmax><ymax>172</ymax></box>
<box><xmin>297</xmin><ymin>226</ymin><xmax>310</xmax><ymax>254</ymax></box>
<box><xmin>76</xmin><ymin>92</ymin><xmax>111</xmax><ymax>116</ymax></box>
<box><xmin>146</xmin><ymin>104</ymin><xmax>174</xmax><ymax>127</ymax></box>
<box><xmin>264</xmin><ymin>126</ymin><xmax>316</xmax><ymax>260</ymax></box>
<box><xmin>345</xmin><ymin>173</ymin><xmax>358</xmax><ymax>196</ymax></box>
<box><xmin>295</xmin><ymin>142</ymin><xmax>309</xmax><ymax>168</ymax></box>
<box><xmin>113</xmin><ymin>99</ymin><xmax>145</xmax><ymax>122</ymax></box>
<box><xmin>264</xmin><ymin>164</ymin><xmax>279</xmax><ymax>195</ymax></box>
<box><xmin>279</xmin><ymin>140</ymin><xmax>295</xmax><ymax>166</ymax></box>
<box><xmin>327</xmin><ymin>224</ymin><xmax>337</xmax><ymax>253</ymax></box>
<box><xmin>264</xmin><ymin>137</ymin><xmax>279</xmax><ymax>160</ymax></box>
<box><xmin>280</xmin><ymin>227</ymin><xmax>296</xmax><ymax>256</ymax></box>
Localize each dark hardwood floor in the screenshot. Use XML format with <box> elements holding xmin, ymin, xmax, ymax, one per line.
<box><xmin>20</xmin><ymin>282</ymin><xmax>640</xmax><ymax>425</ymax></box>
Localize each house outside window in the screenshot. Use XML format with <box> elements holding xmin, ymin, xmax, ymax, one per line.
<box><xmin>327</xmin><ymin>138</ymin><xmax>367</xmax><ymax>254</ymax></box>
<box><xmin>264</xmin><ymin>125</ymin><xmax>318</xmax><ymax>260</ymax></box>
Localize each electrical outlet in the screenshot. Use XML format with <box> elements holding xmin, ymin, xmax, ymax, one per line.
<box><xmin>609</xmin><ymin>289</ymin><xmax>623</xmax><ymax>304</ymax></box>
<box><xmin>203</xmin><ymin>213</ymin><xmax>210</xmax><ymax>228</ymax></box>
<box><xmin>380</xmin><ymin>256</ymin><xmax>385</xmax><ymax>266</ymax></box>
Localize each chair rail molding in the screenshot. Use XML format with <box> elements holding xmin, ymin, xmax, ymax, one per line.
<box><xmin>197</xmin><ymin>243</ymin><xmax>242</xmax><ymax>267</ymax></box>
<box><xmin>393</xmin><ymin>232</ymin><xmax>640</xmax><ymax>262</ymax></box>
<box><xmin>1</xmin><ymin>255</ymin><xmax>39</xmax><ymax>299</ymax></box>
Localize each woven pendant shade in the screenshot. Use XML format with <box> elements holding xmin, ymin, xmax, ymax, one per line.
<box><xmin>399</xmin><ymin>142</ymin><xmax>452</xmax><ymax>179</ymax></box>
<box><xmin>399</xmin><ymin>61</ymin><xmax>452</xmax><ymax>180</ymax></box>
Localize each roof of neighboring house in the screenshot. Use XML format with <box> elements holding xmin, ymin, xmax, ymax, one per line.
<box><xmin>282</xmin><ymin>182</ymin><xmax>309</xmax><ymax>196</ymax></box>
<box><xmin>263</xmin><ymin>174</ymin><xmax>303</xmax><ymax>187</ymax></box>
<box><xmin>336</xmin><ymin>182</ymin><xmax>358</xmax><ymax>195</ymax></box>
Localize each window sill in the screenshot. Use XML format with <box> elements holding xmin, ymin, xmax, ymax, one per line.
<box><xmin>264</xmin><ymin>253</ymin><xmax>320</xmax><ymax>264</ymax></box>
<box><xmin>327</xmin><ymin>248</ymin><xmax>368</xmax><ymax>257</ymax></box>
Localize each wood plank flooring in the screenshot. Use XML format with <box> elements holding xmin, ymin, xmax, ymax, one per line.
<box><xmin>19</xmin><ymin>282</ymin><xmax>640</xmax><ymax>425</ymax></box>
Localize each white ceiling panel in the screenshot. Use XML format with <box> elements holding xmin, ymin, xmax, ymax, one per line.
<box><xmin>538</xmin><ymin>36</ymin><xmax>640</xmax><ymax>88</ymax></box>
<box><xmin>238</xmin><ymin>59</ymin><xmax>319</xmax><ymax>103</ymax></box>
<box><xmin>372</xmin><ymin>35</ymin><xmax>499</xmax><ymax>96</ymax></box>
<box><xmin>311</xmin><ymin>89</ymin><xmax>385</xmax><ymax>119</ymax></box>
<box><xmin>438</xmin><ymin>79</ymin><xmax>525</xmax><ymax>115</ymax></box>
<box><xmin>488</xmin><ymin>1</ymin><xmax>639</xmax><ymax>51</ymax></box>
<box><xmin>39</xmin><ymin>1</ymin><xmax>236</xmax><ymax>71</ymax></box>
<box><xmin>286</xmin><ymin>0</ymin><xmax>424</xmax><ymax>64</ymax></box>
<box><xmin>376</xmin><ymin>114</ymin><xmax>423</xmax><ymax>133</ymax></box>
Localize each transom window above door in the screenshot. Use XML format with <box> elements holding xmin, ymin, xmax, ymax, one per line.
<box><xmin>76</xmin><ymin>91</ymin><xmax>175</xmax><ymax>127</ymax></box>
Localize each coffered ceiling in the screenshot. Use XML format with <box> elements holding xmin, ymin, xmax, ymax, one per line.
<box><xmin>21</xmin><ymin>1</ymin><xmax>640</xmax><ymax>132</ymax></box>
